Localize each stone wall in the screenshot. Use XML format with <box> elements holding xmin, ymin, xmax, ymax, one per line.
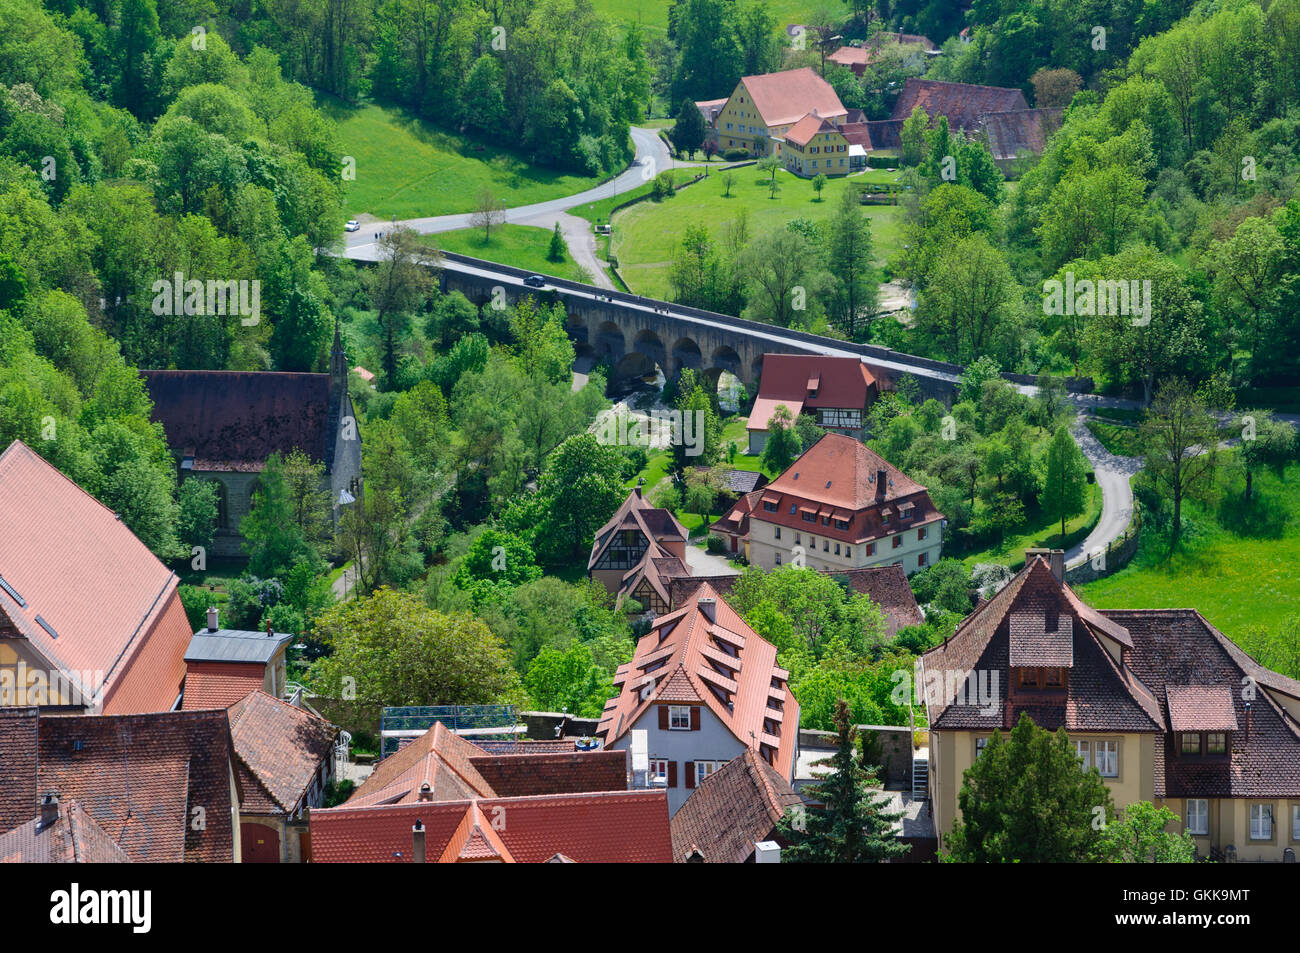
<box><xmin>798</xmin><ymin>724</ymin><xmax>913</xmax><ymax>787</ymax></box>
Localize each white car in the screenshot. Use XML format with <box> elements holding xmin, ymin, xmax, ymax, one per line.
<box><xmin>344</xmin><ymin>220</ymin><xmax>360</xmax><ymax>232</ymax></box>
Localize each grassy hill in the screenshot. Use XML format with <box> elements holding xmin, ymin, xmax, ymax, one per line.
<box><xmin>322</xmin><ymin>99</ymin><xmax>602</xmax><ymax>219</ymax></box>
<box><xmin>590</xmin><ymin>0</ymin><xmax>852</xmax><ymax>36</ymax></box>
<box><xmin>1079</xmin><ymin>463</ymin><xmax>1300</xmax><ymax>641</ymax></box>
<box><xmin>422</xmin><ymin>225</ymin><xmax>592</xmax><ymax>283</ymax></box>
<box><xmin>610</xmin><ymin>167</ymin><xmax>904</xmax><ymax>299</ymax></box>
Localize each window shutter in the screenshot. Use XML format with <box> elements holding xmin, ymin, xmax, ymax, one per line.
<box><xmin>658</xmin><ymin>705</ymin><xmax>668</xmax><ymax>730</ymax></box>
<box><xmin>685</xmin><ymin>762</ymin><xmax>696</xmax><ymax>789</ymax></box>
<box><xmin>690</xmin><ymin>706</ymin><xmax>700</xmax><ymax>731</ymax></box>
<box><xmin>667</xmin><ymin>760</ymin><xmax>677</xmax><ymax>788</ymax></box>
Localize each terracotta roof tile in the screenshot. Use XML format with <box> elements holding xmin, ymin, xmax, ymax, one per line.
<box><xmin>670</xmin><ymin>749</ymin><xmax>802</xmax><ymax>863</ymax></box>
<box><xmin>0</xmin><ymin>798</ymin><xmax>130</xmax><ymax>863</ymax></box>
<box><xmin>740</xmin><ymin>68</ymin><xmax>846</xmax><ymax>128</ymax></box>
<box><xmin>311</xmin><ymin>791</ymin><xmax>673</xmax><ymax>863</ymax></box>
<box><xmin>1166</xmin><ymin>686</ymin><xmax>1238</xmax><ymax>733</ymax></box>
<box><xmin>182</xmin><ymin>661</ymin><xmax>267</xmax><ymax>710</ymax></box>
<box><xmin>0</xmin><ymin>707</ymin><xmax>39</xmax><ymax>834</ymax></box>
<box><xmin>748</xmin><ymin>355</ymin><xmax>874</xmax><ymax>432</ymax></box>
<box><xmin>35</xmin><ymin>709</ymin><xmax>237</xmax><ymax>862</ymax></box>
<box><xmin>0</xmin><ymin>441</ymin><xmax>190</xmax><ymax>714</ymax></box>
<box><xmin>891</xmin><ymin>78</ymin><xmax>1028</xmax><ymax>133</ymax></box>
<box><xmin>346</xmin><ymin>722</ymin><xmax>495</xmax><ymax>807</ymax></box>
<box><xmin>228</xmin><ymin>690</ymin><xmax>338</xmax><ymax>815</ymax></box>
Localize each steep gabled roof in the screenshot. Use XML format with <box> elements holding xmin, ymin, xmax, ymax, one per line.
<box><xmin>228</xmin><ymin>690</ymin><xmax>339</xmax><ymax>815</ymax></box>
<box><xmin>35</xmin><ymin>709</ymin><xmax>237</xmax><ymax>862</ymax></box>
<box><xmin>311</xmin><ymin>791</ymin><xmax>673</xmax><ymax>863</ymax></box>
<box><xmin>598</xmin><ymin>584</ymin><xmax>798</xmax><ymax>778</ymax></box>
<box><xmin>891</xmin><ymin>78</ymin><xmax>1028</xmax><ymax>133</ymax></box>
<box><xmin>740</xmin><ymin>68</ymin><xmax>846</xmax><ymax>127</ymax></box>
<box><xmin>0</xmin><ymin>799</ymin><xmax>130</xmax><ymax>863</ymax></box>
<box><xmin>140</xmin><ymin>369</ymin><xmax>335</xmax><ymax>472</ymax></box>
<box><xmin>764</xmin><ymin>433</ymin><xmax>925</xmax><ymax>510</ymax></box>
<box><xmin>588</xmin><ymin>488</ymin><xmax>687</xmax><ymax>572</ymax></box>
<box><xmin>749</xmin><ymin>355</ymin><xmax>874</xmax><ymax>432</ymax></box>
<box><xmin>784</xmin><ymin>112</ymin><xmax>842</xmax><ymax>146</ymax></box>
<box><xmin>0</xmin><ymin>440</ymin><xmax>190</xmax><ymax>714</ymax></box>
<box><xmin>670</xmin><ymin>748</ymin><xmax>802</xmax><ymax>863</ymax></box>
<box><xmin>346</xmin><ymin>722</ymin><xmax>495</xmax><ymax>807</ymax></box>
<box><xmin>920</xmin><ymin>557</ymin><xmax>1164</xmax><ymax>733</ymax></box>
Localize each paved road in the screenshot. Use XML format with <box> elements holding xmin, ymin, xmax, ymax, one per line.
<box><xmin>1065</xmin><ymin>417</ymin><xmax>1143</xmax><ymax>570</ymax></box>
<box><xmin>344</xmin><ymin>126</ymin><xmax>672</xmax><ymax>255</ymax></box>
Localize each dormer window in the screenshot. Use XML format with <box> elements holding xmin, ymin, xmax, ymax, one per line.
<box><xmin>1206</xmin><ymin>732</ymin><xmax>1227</xmax><ymax>754</ymax></box>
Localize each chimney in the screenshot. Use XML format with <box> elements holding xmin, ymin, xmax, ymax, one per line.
<box><xmin>39</xmin><ymin>792</ymin><xmax>60</xmax><ymax>829</ymax></box>
<box><xmin>266</xmin><ymin>619</ymin><xmax>273</xmax><ymax>638</ymax></box>
<box><xmin>1244</xmin><ymin>701</ymin><xmax>1252</xmax><ymax>741</ymax></box>
<box><xmin>698</xmin><ymin>597</ymin><xmax>717</xmax><ymax>623</ymax></box>
<box><xmin>635</xmin><ymin>476</ymin><xmax>645</xmax><ymax>499</ymax></box>
<box><xmin>876</xmin><ymin>469</ymin><xmax>887</xmax><ymax>501</ymax></box>
<box><xmin>412</xmin><ymin>820</ymin><xmax>426</xmax><ymax>863</ymax></box>
<box><xmin>417</xmin><ymin>781</ymin><xmax>433</xmax><ymax>802</ymax></box>
<box><xmin>754</xmin><ymin>841</ymin><xmax>781</xmax><ymax>863</ymax></box>
<box><xmin>1049</xmin><ymin>550</ymin><xmax>1064</xmax><ymax>582</ymax></box>
<box><xmin>206</xmin><ymin>606</ymin><xmax>219</xmax><ymax>632</ymax></box>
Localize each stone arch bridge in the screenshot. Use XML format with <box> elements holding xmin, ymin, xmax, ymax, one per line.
<box><xmin>433</xmin><ymin>252</ymin><xmax>961</xmax><ymax>402</ymax></box>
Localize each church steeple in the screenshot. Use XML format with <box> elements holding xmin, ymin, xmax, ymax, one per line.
<box><xmin>330</xmin><ymin>319</ymin><xmax>347</xmax><ymax>391</ymax></box>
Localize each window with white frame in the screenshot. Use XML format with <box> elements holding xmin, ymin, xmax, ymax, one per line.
<box><xmin>695</xmin><ymin>760</ymin><xmax>725</xmax><ymax>780</ymax></box>
<box><xmin>1250</xmin><ymin>803</ymin><xmax>1273</xmax><ymax>840</ymax></box>
<box><xmin>1074</xmin><ymin>739</ymin><xmax>1090</xmax><ymax>768</ymax></box>
<box><xmin>1095</xmin><ymin>740</ymin><xmax>1118</xmax><ymax>777</ymax></box>
<box><xmin>668</xmin><ymin>705</ymin><xmax>691</xmax><ymax>730</ymax></box>
<box><xmin>1293</xmin><ymin>804</ymin><xmax>1300</xmax><ymax>841</ymax></box>
<box><xmin>649</xmin><ymin>758</ymin><xmax>669</xmax><ymax>784</ymax></box>
<box><xmin>1186</xmin><ymin>798</ymin><xmax>1208</xmax><ymax>835</ymax></box>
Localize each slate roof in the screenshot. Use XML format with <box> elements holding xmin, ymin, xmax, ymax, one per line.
<box><xmin>600</xmin><ymin>584</ymin><xmax>799</xmax><ymax>778</ymax></box>
<box><xmin>311</xmin><ymin>791</ymin><xmax>673</xmax><ymax>863</ymax></box>
<box><xmin>185</xmin><ymin>628</ymin><xmax>293</xmax><ymax>664</ymax></box>
<box><xmin>740</xmin><ymin>68</ymin><xmax>846</xmax><ymax>127</ymax></box>
<box><xmin>0</xmin><ymin>440</ymin><xmax>191</xmax><ymax>714</ymax></box>
<box><xmin>228</xmin><ymin>690</ymin><xmax>339</xmax><ymax>816</ymax></box>
<box><xmin>890</xmin><ymin>78</ymin><xmax>1029</xmax><ymax>134</ymax></box>
<box><xmin>141</xmin><ymin>369</ymin><xmax>335</xmax><ymax>472</ymax></box>
<box><xmin>670</xmin><ymin>748</ymin><xmax>802</xmax><ymax>863</ymax></box>
<box><xmin>0</xmin><ymin>798</ymin><xmax>130</xmax><ymax>863</ymax></box>
<box><xmin>35</xmin><ymin>709</ymin><xmax>238</xmax><ymax>862</ymax></box>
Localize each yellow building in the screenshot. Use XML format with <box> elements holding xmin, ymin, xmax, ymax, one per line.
<box><xmin>782</xmin><ymin>113</ymin><xmax>852</xmax><ymax>177</ymax></box>
<box><xmin>713</xmin><ymin>67</ymin><xmax>846</xmax><ymax>156</ymax></box>
<box><xmin>920</xmin><ymin>551</ymin><xmax>1300</xmax><ymax>862</ymax></box>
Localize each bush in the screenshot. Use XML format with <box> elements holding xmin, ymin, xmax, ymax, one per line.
<box><xmin>706</xmin><ymin>534</ymin><xmax>726</xmax><ymax>554</ymax></box>
<box><xmin>723</xmin><ymin>149</ymin><xmax>749</xmax><ymax>161</ymax></box>
<box><xmin>178</xmin><ymin>584</ymin><xmax>211</xmax><ymax>632</ymax></box>
<box><xmin>866</xmin><ymin>154</ymin><xmax>899</xmax><ymax>169</ymax></box>
<box><xmin>225</xmin><ymin>575</ymin><xmax>284</xmax><ymax>630</ymax></box>
<box><xmin>651</xmin><ymin>170</ymin><xmax>676</xmax><ymax>200</ymax></box>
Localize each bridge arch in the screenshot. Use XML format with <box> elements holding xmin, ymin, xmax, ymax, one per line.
<box><xmin>632</xmin><ymin>329</ymin><xmax>667</xmax><ymax>371</ymax></box>
<box><xmin>595</xmin><ymin>321</ymin><xmax>625</xmax><ymax>361</ymax></box>
<box><xmin>671</xmin><ymin>336</ymin><xmax>703</xmax><ymax>377</ymax></box>
<box><xmin>710</xmin><ymin>345</ymin><xmax>742</xmax><ymax>380</ymax></box>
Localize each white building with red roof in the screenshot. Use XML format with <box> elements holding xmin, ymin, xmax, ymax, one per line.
<box><xmin>597</xmin><ymin>584</ymin><xmax>799</xmax><ymax>816</ymax></box>
<box><xmin>720</xmin><ymin>433</ymin><xmax>943</xmax><ymax>575</ymax></box>
<box><xmin>713</xmin><ymin>67</ymin><xmax>847</xmax><ymax>156</ymax></box>
<box><xmin>746</xmin><ymin>353</ymin><xmax>878</xmax><ymax>453</ymax></box>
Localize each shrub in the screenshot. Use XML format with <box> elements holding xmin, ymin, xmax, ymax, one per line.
<box><xmin>706</xmin><ymin>534</ymin><xmax>726</xmax><ymax>554</ymax></box>
<box><xmin>723</xmin><ymin>148</ymin><xmax>749</xmax><ymax>161</ymax></box>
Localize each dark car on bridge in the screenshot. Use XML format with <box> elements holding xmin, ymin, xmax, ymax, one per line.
<box><xmin>523</xmin><ymin>275</ymin><xmax>546</xmax><ymax>288</ymax></box>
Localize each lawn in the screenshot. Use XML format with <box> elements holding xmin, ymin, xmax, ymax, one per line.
<box><xmin>590</xmin><ymin>0</ymin><xmax>851</xmax><ymax>36</ymax></box>
<box><xmin>423</xmin><ymin>225</ymin><xmax>592</xmax><ymax>282</ymax></box>
<box><xmin>957</xmin><ymin>480</ymin><xmax>1105</xmax><ymax>571</ymax></box>
<box><xmin>610</xmin><ymin>167</ymin><xmax>904</xmax><ymax>299</ymax></box>
<box><xmin>1086</xmin><ymin>419</ymin><xmax>1143</xmax><ymax>457</ymax></box>
<box><xmin>322</xmin><ymin>98</ymin><xmax>603</xmax><ymax>219</ymax></box>
<box><xmin>1079</xmin><ymin>464</ymin><xmax>1300</xmax><ymax>641</ymax></box>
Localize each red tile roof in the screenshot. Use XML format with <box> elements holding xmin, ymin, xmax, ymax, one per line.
<box><xmin>784</xmin><ymin>113</ymin><xmax>841</xmax><ymax>147</ymax></box>
<box><xmin>228</xmin><ymin>690</ymin><xmax>338</xmax><ymax>815</ymax></box>
<box><xmin>35</xmin><ymin>709</ymin><xmax>238</xmax><ymax>862</ymax></box>
<box><xmin>0</xmin><ymin>441</ymin><xmax>190</xmax><ymax>714</ymax></box>
<box><xmin>468</xmin><ymin>749</ymin><xmax>627</xmax><ymax>798</ymax></box>
<box><xmin>182</xmin><ymin>661</ymin><xmax>268</xmax><ymax>710</ymax></box>
<box><xmin>748</xmin><ymin>355</ymin><xmax>875</xmax><ymax>433</ymax></box>
<box><xmin>981</xmin><ymin>107</ymin><xmax>1064</xmax><ymax>161</ymax></box>
<box><xmin>670</xmin><ymin>748</ymin><xmax>802</xmax><ymax>863</ymax></box>
<box><xmin>740</xmin><ymin>68</ymin><xmax>846</xmax><ymax>128</ymax></box>
<box><xmin>312</xmin><ymin>791</ymin><xmax>672</xmax><ymax>862</ymax></box>
<box><xmin>0</xmin><ymin>798</ymin><xmax>130</xmax><ymax>863</ymax></box>
<box><xmin>597</xmin><ymin>585</ymin><xmax>799</xmax><ymax>779</ymax></box>
<box><xmin>1166</xmin><ymin>686</ymin><xmax>1239</xmax><ymax>733</ymax></box>
<box><xmin>0</xmin><ymin>707</ymin><xmax>38</xmax><ymax>834</ymax></box>
<box><xmin>750</xmin><ymin>433</ymin><xmax>943</xmax><ymax>545</ymax></box>
<box><xmin>140</xmin><ymin>369</ymin><xmax>335</xmax><ymax>472</ymax></box>
<box><xmin>891</xmin><ymin>78</ymin><xmax>1028</xmax><ymax>133</ymax></box>
<box><xmin>347</xmin><ymin>721</ymin><xmax>495</xmax><ymax>807</ymax></box>
<box><xmin>826</xmin><ymin>565</ymin><xmax>925</xmax><ymax>636</ymax></box>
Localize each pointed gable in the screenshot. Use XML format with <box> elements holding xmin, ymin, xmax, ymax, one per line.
<box><xmin>740</xmin><ymin>67</ymin><xmax>846</xmax><ymax>128</ymax></box>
